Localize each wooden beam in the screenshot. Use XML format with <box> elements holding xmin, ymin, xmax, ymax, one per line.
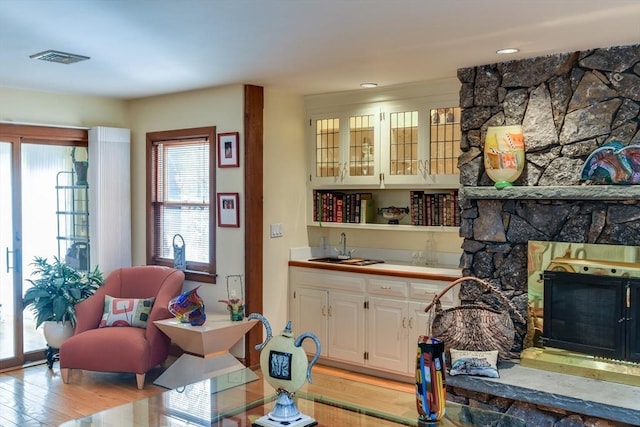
<box><xmin>243</xmin><ymin>84</ymin><xmax>264</xmax><ymax>366</ymax></box>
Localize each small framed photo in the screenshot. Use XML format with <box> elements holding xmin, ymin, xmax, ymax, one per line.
<box><xmin>217</xmin><ymin>132</ymin><xmax>240</xmax><ymax>168</ymax></box>
<box><xmin>218</xmin><ymin>193</ymin><xmax>240</xmax><ymax>227</ymax></box>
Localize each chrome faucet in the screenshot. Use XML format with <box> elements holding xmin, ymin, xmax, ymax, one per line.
<box><xmin>337</xmin><ymin>232</ymin><xmax>352</xmax><ymax>259</ymax></box>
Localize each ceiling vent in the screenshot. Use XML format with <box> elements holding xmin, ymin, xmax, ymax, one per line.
<box><xmin>29</xmin><ymin>50</ymin><xmax>90</xmax><ymax>64</ymax></box>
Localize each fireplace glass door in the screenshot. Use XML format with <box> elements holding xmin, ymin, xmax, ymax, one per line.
<box><xmin>543</xmin><ymin>271</ymin><xmax>639</xmax><ymax>362</ymax></box>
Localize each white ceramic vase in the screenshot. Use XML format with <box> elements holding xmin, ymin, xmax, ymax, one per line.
<box><xmin>42</xmin><ymin>321</ymin><xmax>75</xmax><ymax>348</ymax></box>
<box><xmin>484</xmin><ymin>125</ymin><xmax>525</xmax><ymax>189</ymax></box>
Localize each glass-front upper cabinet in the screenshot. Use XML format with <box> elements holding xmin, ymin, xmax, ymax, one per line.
<box><xmin>306</xmin><ymin>81</ymin><xmax>461</xmax><ymax>188</ymax></box>
<box><xmin>380</xmin><ymin>103</ymin><xmax>460</xmax><ymax>187</ymax></box>
<box><xmin>310</xmin><ymin>107</ymin><xmax>382</xmax><ymax>187</ymax></box>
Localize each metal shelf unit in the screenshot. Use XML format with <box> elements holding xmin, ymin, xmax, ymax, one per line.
<box><xmin>56</xmin><ymin>171</ymin><xmax>90</xmax><ymax>271</ymax></box>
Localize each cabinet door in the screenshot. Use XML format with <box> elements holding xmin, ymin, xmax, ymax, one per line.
<box><xmin>379</xmin><ymin>104</ymin><xmax>423</xmax><ymax>186</ymax></box>
<box><xmin>367</xmin><ymin>296</ymin><xmax>409</xmax><ymax>373</ymax></box>
<box><xmin>309</xmin><ymin>113</ymin><xmax>343</xmax><ymax>187</ymax></box>
<box><xmin>424</xmin><ymin>106</ymin><xmax>461</xmax><ymax>187</ymax></box>
<box><xmin>380</xmin><ymin>103</ymin><xmax>461</xmax><ymax>187</ymax></box>
<box><xmin>309</xmin><ymin>109</ymin><xmax>381</xmax><ymax>187</ymax></box>
<box><xmin>328</xmin><ymin>291</ymin><xmax>365</xmax><ymax>364</ymax></box>
<box><xmin>292</xmin><ymin>287</ymin><xmax>329</xmax><ymax>357</ymax></box>
<box><xmin>408</xmin><ymin>300</ymin><xmax>432</xmax><ymax>370</ymax></box>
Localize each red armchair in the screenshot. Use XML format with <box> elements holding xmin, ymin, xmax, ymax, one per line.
<box><xmin>60</xmin><ymin>265</ymin><xmax>184</xmax><ymax>389</ymax></box>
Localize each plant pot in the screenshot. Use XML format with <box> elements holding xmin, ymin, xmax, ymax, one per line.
<box><xmin>42</xmin><ymin>321</ymin><xmax>75</xmax><ymax>349</ymax></box>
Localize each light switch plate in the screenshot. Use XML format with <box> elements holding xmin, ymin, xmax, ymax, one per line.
<box><xmin>270</xmin><ymin>223</ymin><xmax>283</xmax><ymax>238</ymax></box>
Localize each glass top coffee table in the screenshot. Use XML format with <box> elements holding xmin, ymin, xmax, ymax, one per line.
<box><xmin>60</xmin><ymin>368</ymin><xmax>525</xmax><ymax>426</ymax></box>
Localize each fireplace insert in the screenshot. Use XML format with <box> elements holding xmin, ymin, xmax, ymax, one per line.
<box><xmin>543</xmin><ymin>270</ymin><xmax>640</xmax><ymax>363</ymax></box>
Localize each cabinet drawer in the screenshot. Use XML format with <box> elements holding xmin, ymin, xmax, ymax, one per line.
<box><xmin>367</xmin><ymin>278</ymin><xmax>407</xmax><ymax>297</ymax></box>
<box><xmin>290</xmin><ymin>268</ymin><xmax>366</xmax><ymax>293</ymax></box>
<box><xmin>410</xmin><ymin>280</ymin><xmax>458</xmax><ymax>308</ymax></box>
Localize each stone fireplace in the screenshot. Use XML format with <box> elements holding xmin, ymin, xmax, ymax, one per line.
<box><xmin>455</xmin><ymin>44</ymin><xmax>640</xmax><ymax>374</ymax></box>
<box><xmin>448</xmin><ymin>42</ymin><xmax>640</xmax><ymax>426</ymax></box>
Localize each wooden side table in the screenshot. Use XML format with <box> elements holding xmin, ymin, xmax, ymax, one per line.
<box><xmin>153</xmin><ymin>313</ymin><xmax>258</xmax><ymax>389</ymax></box>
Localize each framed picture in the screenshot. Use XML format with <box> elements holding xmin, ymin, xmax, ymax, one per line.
<box><xmin>218</xmin><ymin>193</ymin><xmax>240</xmax><ymax>227</ymax></box>
<box><xmin>217</xmin><ymin>132</ymin><xmax>240</xmax><ymax>168</ymax></box>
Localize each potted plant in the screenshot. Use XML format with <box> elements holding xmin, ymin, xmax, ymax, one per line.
<box><xmin>22</xmin><ymin>256</ymin><xmax>104</xmax><ymax>348</ymax></box>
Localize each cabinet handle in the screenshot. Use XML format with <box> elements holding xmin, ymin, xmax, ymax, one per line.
<box><xmin>322</xmin><ymin>306</ymin><xmax>327</xmax><ymax>316</ymax></box>
<box><xmin>328</xmin><ymin>306</ymin><xmax>332</xmax><ymax>317</ymax></box>
<box><xmin>408</xmin><ymin>317</ymin><xmax>413</xmax><ymax>329</ymax></box>
<box><xmin>402</xmin><ymin>317</ymin><xmax>407</xmax><ymax>328</ymax></box>
<box><xmin>418</xmin><ymin>159</ymin><xmax>432</xmax><ymax>178</ymax></box>
<box><xmin>380</xmin><ymin>286</ymin><xmax>391</xmax><ymax>290</ymax></box>
<box><xmin>341</xmin><ymin>162</ymin><xmax>348</xmax><ymax>181</ymax></box>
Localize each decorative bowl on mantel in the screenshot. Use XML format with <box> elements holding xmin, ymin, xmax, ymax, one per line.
<box><xmin>377</xmin><ymin>206</ymin><xmax>409</xmax><ymax>224</ymax></box>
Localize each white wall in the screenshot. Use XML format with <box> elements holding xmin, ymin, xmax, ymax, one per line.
<box><xmin>126</xmin><ymin>85</ymin><xmax>245</xmax><ymax>312</ymax></box>
<box><xmin>0</xmin><ymin>87</ymin><xmax>127</xmax><ymax>128</ymax></box>
<box><xmin>262</xmin><ymin>88</ymin><xmax>307</xmax><ymax>331</ymax></box>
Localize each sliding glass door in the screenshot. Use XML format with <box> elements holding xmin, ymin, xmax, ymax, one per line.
<box><xmin>0</xmin><ymin>125</ymin><xmax>87</xmax><ymax>370</ymax></box>
<box><xmin>0</xmin><ymin>140</ymin><xmax>19</xmax><ymax>365</ymax></box>
<box><xmin>21</xmin><ymin>143</ymin><xmax>71</xmax><ymax>356</ymax></box>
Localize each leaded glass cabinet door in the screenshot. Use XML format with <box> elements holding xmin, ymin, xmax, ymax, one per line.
<box><xmin>380</xmin><ymin>104</ymin><xmax>461</xmax><ymax>187</ymax></box>
<box><xmin>309</xmin><ymin>109</ymin><xmax>380</xmax><ymax>187</ymax></box>
<box><xmin>379</xmin><ymin>105</ymin><xmax>422</xmax><ymax>186</ymax></box>
<box><xmin>428</xmin><ymin>106</ymin><xmax>461</xmax><ymax>187</ymax></box>
<box><xmin>311</xmin><ymin>114</ymin><xmax>341</xmax><ymax>186</ymax></box>
<box><xmin>345</xmin><ymin>110</ymin><xmax>381</xmax><ymax>186</ymax></box>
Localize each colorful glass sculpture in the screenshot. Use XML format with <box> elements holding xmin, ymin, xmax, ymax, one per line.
<box><xmin>415</xmin><ymin>336</ymin><xmax>446</xmax><ymax>421</ymax></box>
<box><xmin>581</xmin><ymin>142</ymin><xmax>640</xmax><ymax>184</ymax></box>
<box><xmin>168</xmin><ymin>286</ymin><xmax>206</xmax><ymax>326</ymax></box>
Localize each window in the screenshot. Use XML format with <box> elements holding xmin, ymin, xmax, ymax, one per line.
<box><xmin>147</xmin><ymin>127</ymin><xmax>216</xmax><ymax>282</ymax></box>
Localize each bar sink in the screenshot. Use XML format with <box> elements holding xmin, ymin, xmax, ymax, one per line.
<box><xmin>308</xmin><ymin>257</ymin><xmax>384</xmax><ymax>266</ymax></box>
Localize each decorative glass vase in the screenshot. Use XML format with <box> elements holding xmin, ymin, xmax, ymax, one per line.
<box><xmin>168</xmin><ymin>286</ymin><xmax>206</xmax><ymax>326</ymax></box>
<box><xmin>483</xmin><ymin>125</ymin><xmax>525</xmax><ymax>189</ymax></box>
<box><xmin>415</xmin><ymin>336</ymin><xmax>446</xmax><ymax>422</ymax></box>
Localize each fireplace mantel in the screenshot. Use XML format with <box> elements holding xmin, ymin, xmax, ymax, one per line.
<box><xmin>460</xmin><ymin>185</ymin><xmax>640</xmax><ymax>201</ymax></box>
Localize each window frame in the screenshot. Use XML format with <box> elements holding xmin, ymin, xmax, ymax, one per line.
<box><xmin>146</xmin><ymin>126</ymin><xmax>216</xmax><ymax>283</ymax></box>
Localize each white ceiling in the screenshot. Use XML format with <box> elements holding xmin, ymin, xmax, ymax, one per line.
<box><xmin>1</xmin><ymin>0</ymin><xmax>639</xmax><ymax>100</ymax></box>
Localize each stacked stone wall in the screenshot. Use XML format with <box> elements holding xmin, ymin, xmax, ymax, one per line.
<box><xmin>455</xmin><ymin>43</ymin><xmax>640</xmax><ymax>426</ymax></box>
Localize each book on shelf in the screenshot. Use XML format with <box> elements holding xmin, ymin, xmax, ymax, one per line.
<box><xmin>360</xmin><ymin>194</ymin><xmax>374</xmax><ymax>224</ymax></box>
<box><xmin>312</xmin><ymin>190</ymin><xmax>374</xmax><ymax>224</ymax></box>
<box><xmin>312</xmin><ymin>189</ymin><xmax>459</xmax><ymax>227</ymax></box>
<box><xmin>408</xmin><ymin>190</ymin><xmax>460</xmax><ymax>227</ymax></box>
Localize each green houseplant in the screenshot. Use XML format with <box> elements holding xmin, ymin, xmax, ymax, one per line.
<box><xmin>22</xmin><ymin>256</ymin><xmax>104</xmax><ymax>330</ymax></box>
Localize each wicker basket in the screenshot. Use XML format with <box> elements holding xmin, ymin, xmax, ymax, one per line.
<box><xmin>424</xmin><ymin>276</ymin><xmax>526</xmax><ymax>361</ymax></box>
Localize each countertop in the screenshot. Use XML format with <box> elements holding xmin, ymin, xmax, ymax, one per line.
<box><xmin>288</xmin><ymin>259</ymin><xmax>461</xmax><ymax>281</ymax></box>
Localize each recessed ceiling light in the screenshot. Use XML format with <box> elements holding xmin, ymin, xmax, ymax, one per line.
<box><xmin>496</xmin><ymin>48</ymin><xmax>520</xmax><ymax>55</ymax></box>
<box><xmin>30</xmin><ymin>50</ymin><xmax>90</xmax><ymax>64</ymax></box>
<box><xmin>360</xmin><ymin>82</ymin><xmax>378</xmax><ymax>88</ymax></box>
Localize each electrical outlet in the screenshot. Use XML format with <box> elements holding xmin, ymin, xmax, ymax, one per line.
<box><xmin>270</xmin><ymin>223</ymin><xmax>283</xmax><ymax>238</ymax></box>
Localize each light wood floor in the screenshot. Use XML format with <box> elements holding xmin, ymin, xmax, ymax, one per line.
<box><xmin>0</xmin><ymin>360</ymin><xmax>413</xmax><ymax>426</ymax></box>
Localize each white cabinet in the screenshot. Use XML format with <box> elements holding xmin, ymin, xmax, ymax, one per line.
<box><xmin>328</xmin><ymin>291</ymin><xmax>366</xmax><ymax>363</ymax></box>
<box><xmin>308</xmin><ymin>107</ymin><xmax>382</xmax><ymax>188</ymax></box>
<box><xmin>306</xmin><ymin>82</ymin><xmax>461</xmax><ymax>189</ymax></box>
<box><xmin>289</xmin><ymin>266</ymin><xmax>458</xmax><ymax>378</ymax></box>
<box><xmin>366</xmin><ymin>277</ymin><xmax>453</xmax><ymax>375</ymax></box>
<box><xmin>293</xmin><ymin>287</ymin><xmax>329</xmax><ymax>357</ymax></box>
<box><xmin>367</xmin><ymin>296</ymin><xmax>410</xmax><ymax>373</ymax></box>
<box><xmin>290</xmin><ymin>268</ymin><xmax>365</xmax><ymax>366</ymax></box>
